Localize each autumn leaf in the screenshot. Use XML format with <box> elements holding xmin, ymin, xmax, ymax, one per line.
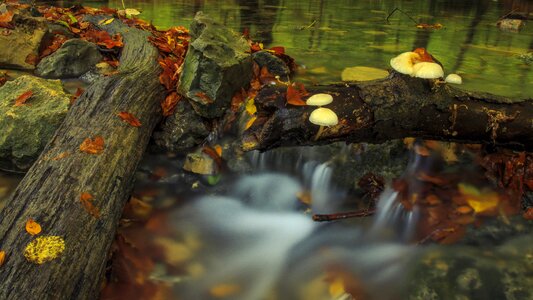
<box><xmin>523</xmin><ymin>207</ymin><xmax>533</xmax><ymax>220</ymax></box>
<box><xmin>80</xmin><ymin>192</ymin><xmax>100</xmax><ymax>218</ymax></box>
<box><xmin>118</xmin><ymin>111</ymin><xmax>142</xmax><ymax>127</ymax></box>
<box><xmin>26</xmin><ymin>218</ymin><xmax>42</xmax><ymax>236</ymax></box>
<box><xmin>51</xmin><ymin>152</ymin><xmax>70</xmax><ymax>161</ymax></box>
<box><xmin>245</xmin><ymin>98</ymin><xmax>256</xmax><ymax>115</ymax></box>
<box><xmin>195</xmin><ymin>91</ymin><xmax>214</xmax><ymax>104</ymax></box>
<box><xmin>286</xmin><ymin>84</ymin><xmax>306</xmax><ymax>106</ymax></box>
<box><xmin>24</xmin><ymin>236</ymin><xmax>65</xmax><ymax>264</ymax></box>
<box><xmin>70</xmin><ymin>87</ymin><xmax>84</xmax><ymax>104</ymax></box>
<box><xmin>244</xmin><ymin>115</ymin><xmax>257</xmax><ymax>130</ymax></box>
<box><xmin>214</xmin><ymin>145</ymin><xmax>223</xmax><ymax>157</ymax></box>
<box><xmin>416</xmin><ymin>23</ymin><xmax>443</xmax><ymax>30</ymax></box>
<box><xmin>413</xmin><ymin>48</ymin><xmax>435</xmax><ymax>63</ymax></box>
<box><xmin>79</xmin><ymin>136</ymin><xmax>105</xmax><ymax>154</ymax></box>
<box><xmin>0</xmin><ymin>10</ymin><xmax>14</xmax><ymax>29</ymax></box>
<box><xmin>161</xmin><ymin>92</ymin><xmax>181</xmax><ymax>116</ymax></box>
<box><xmin>25</xmin><ymin>53</ymin><xmax>39</xmax><ymax>65</ymax></box>
<box><xmin>0</xmin><ymin>250</ymin><xmax>5</xmax><ymax>267</ymax></box>
<box><xmin>269</xmin><ymin>46</ymin><xmax>285</xmax><ymax>55</ymax></box>
<box><xmin>14</xmin><ymin>90</ymin><xmax>33</xmax><ymax>106</ymax></box>
<box><xmin>458</xmin><ymin>183</ymin><xmax>500</xmax><ymax>214</ymax></box>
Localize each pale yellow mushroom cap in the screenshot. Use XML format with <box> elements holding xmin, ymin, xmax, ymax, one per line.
<box><xmin>390</xmin><ymin>52</ymin><xmax>419</xmax><ymax>75</ymax></box>
<box><xmin>412</xmin><ymin>62</ymin><xmax>444</xmax><ymax>79</ymax></box>
<box><xmin>306</xmin><ymin>93</ymin><xmax>333</xmax><ymax>106</ymax></box>
<box><xmin>445</xmin><ymin>73</ymin><xmax>462</xmax><ymax>84</ymax></box>
<box><xmin>309</xmin><ymin>107</ymin><xmax>338</xmax><ymax>126</ymax></box>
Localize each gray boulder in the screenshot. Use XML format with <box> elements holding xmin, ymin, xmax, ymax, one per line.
<box><xmin>0</xmin><ymin>75</ymin><xmax>70</xmax><ymax>171</ymax></box>
<box><xmin>0</xmin><ymin>14</ymin><xmax>48</xmax><ymax>70</ymax></box>
<box><xmin>252</xmin><ymin>50</ymin><xmax>290</xmax><ymax>80</ymax></box>
<box><xmin>178</xmin><ymin>12</ymin><xmax>253</xmax><ymax>118</ymax></box>
<box><xmin>35</xmin><ymin>39</ymin><xmax>103</xmax><ymax>79</ymax></box>
<box><xmin>152</xmin><ymin>100</ymin><xmax>209</xmax><ymax>152</ymax></box>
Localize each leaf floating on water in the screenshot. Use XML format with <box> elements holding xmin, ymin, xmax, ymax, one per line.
<box><xmin>209</xmin><ymin>283</ymin><xmax>241</xmax><ymax>298</ymax></box>
<box><xmin>0</xmin><ymin>250</ymin><xmax>6</xmax><ymax>267</ymax></box>
<box><xmin>118</xmin><ymin>111</ymin><xmax>142</xmax><ymax>127</ymax></box>
<box><xmin>14</xmin><ymin>90</ymin><xmax>33</xmax><ymax>107</ymax></box>
<box><xmin>24</xmin><ymin>236</ymin><xmax>65</xmax><ymax>265</ymax></box>
<box><xmin>80</xmin><ymin>192</ymin><xmax>100</xmax><ymax>218</ymax></box>
<box><xmin>416</xmin><ymin>23</ymin><xmax>443</xmax><ymax>30</ymax></box>
<box><xmin>125</xmin><ymin>8</ymin><xmax>141</xmax><ymax>16</ymax></box>
<box><xmin>458</xmin><ymin>183</ymin><xmax>500</xmax><ymax>213</ymax></box>
<box><xmin>79</xmin><ymin>136</ymin><xmax>105</xmax><ymax>154</ymax></box>
<box><xmin>25</xmin><ymin>218</ymin><xmax>42</xmax><ymax>236</ymax></box>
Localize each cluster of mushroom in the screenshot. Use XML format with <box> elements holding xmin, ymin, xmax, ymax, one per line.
<box><xmin>306</xmin><ymin>93</ymin><xmax>338</xmax><ymax>141</ymax></box>
<box><xmin>390</xmin><ymin>48</ymin><xmax>462</xmax><ymax>84</ymax></box>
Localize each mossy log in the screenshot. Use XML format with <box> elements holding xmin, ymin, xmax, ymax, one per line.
<box><xmin>242</xmin><ymin>73</ymin><xmax>533</xmax><ymax>151</ymax></box>
<box><xmin>0</xmin><ymin>16</ymin><xmax>165</xmax><ymax>299</ymax></box>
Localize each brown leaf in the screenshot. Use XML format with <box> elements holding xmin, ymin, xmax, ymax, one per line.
<box><xmin>0</xmin><ymin>250</ymin><xmax>5</xmax><ymax>267</ymax></box>
<box><xmin>25</xmin><ymin>53</ymin><xmax>39</xmax><ymax>66</ymax></box>
<box><xmin>0</xmin><ymin>10</ymin><xmax>14</xmax><ymax>29</ymax></box>
<box><xmin>161</xmin><ymin>92</ymin><xmax>181</xmax><ymax>117</ymax></box>
<box><xmin>79</xmin><ymin>136</ymin><xmax>105</xmax><ymax>154</ymax></box>
<box><xmin>26</xmin><ymin>218</ymin><xmax>42</xmax><ymax>236</ymax></box>
<box><xmin>14</xmin><ymin>91</ymin><xmax>33</xmax><ymax>107</ymax></box>
<box><xmin>80</xmin><ymin>192</ymin><xmax>100</xmax><ymax>218</ymax></box>
<box><xmin>51</xmin><ymin>151</ymin><xmax>70</xmax><ymax>161</ymax></box>
<box><xmin>286</xmin><ymin>84</ymin><xmax>306</xmax><ymax>106</ymax></box>
<box><xmin>195</xmin><ymin>91</ymin><xmax>214</xmax><ymax>104</ymax></box>
<box><xmin>118</xmin><ymin>112</ymin><xmax>142</xmax><ymax>127</ymax></box>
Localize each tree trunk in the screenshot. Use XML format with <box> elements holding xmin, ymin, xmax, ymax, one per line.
<box><xmin>0</xmin><ymin>16</ymin><xmax>165</xmax><ymax>300</ymax></box>
<box><xmin>242</xmin><ymin>73</ymin><xmax>533</xmax><ymax>151</ymax></box>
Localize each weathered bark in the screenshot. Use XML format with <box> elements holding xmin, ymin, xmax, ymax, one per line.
<box><xmin>0</xmin><ymin>16</ymin><xmax>165</xmax><ymax>300</ymax></box>
<box><xmin>242</xmin><ymin>73</ymin><xmax>533</xmax><ymax>151</ymax></box>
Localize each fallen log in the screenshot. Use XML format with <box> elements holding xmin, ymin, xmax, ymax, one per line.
<box><xmin>0</xmin><ymin>15</ymin><xmax>165</xmax><ymax>300</ymax></box>
<box><xmin>242</xmin><ymin>73</ymin><xmax>533</xmax><ymax>151</ymax></box>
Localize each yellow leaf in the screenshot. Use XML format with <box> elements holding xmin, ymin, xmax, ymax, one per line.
<box><xmin>244</xmin><ymin>116</ymin><xmax>257</xmax><ymax>130</ymax></box>
<box><xmin>458</xmin><ymin>183</ymin><xmax>500</xmax><ymax>213</ymax></box>
<box><xmin>0</xmin><ymin>250</ymin><xmax>5</xmax><ymax>267</ymax></box>
<box><xmin>245</xmin><ymin>97</ymin><xmax>256</xmax><ymax>115</ymax></box>
<box><xmin>25</xmin><ymin>218</ymin><xmax>42</xmax><ymax>236</ymax></box>
<box><xmin>328</xmin><ymin>277</ymin><xmax>345</xmax><ymax>298</ymax></box>
<box><xmin>125</xmin><ymin>8</ymin><xmax>141</xmax><ymax>16</ymax></box>
<box><xmin>98</xmin><ymin>18</ymin><xmax>114</xmax><ymax>25</ymax></box>
<box><xmin>24</xmin><ymin>236</ymin><xmax>65</xmax><ymax>264</ymax></box>
<box><xmin>209</xmin><ymin>283</ymin><xmax>240</xmax><ymax>298</ymax></box>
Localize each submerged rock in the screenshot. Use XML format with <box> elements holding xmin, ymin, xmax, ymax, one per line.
<box><xmin>0</xmin><ymin>14</ymin><xmax>48</xmax><ymax>70</ymax></box>
<box><xmin>0</xmin><ymin>75</ymin><xmax>70</xmax><ymax>171</ymax></box>
<box><xmin>152</xmin><ymin>100</ymin><xmax>209</xmax><ymax>152</ymax></box>
<box><xmin>183</xmin><ymin>152</ymin><xmax>217</xmax><ymax>175</ymax></box>
<box><xmin>35</xmin><ymin>39</ymin><xmax>103</xmax><ymax>79</ymax></box>
<box><xmin>178</xmin><ymin>12</ymin><xmax>253</xmax><ymax>118</ymax></box>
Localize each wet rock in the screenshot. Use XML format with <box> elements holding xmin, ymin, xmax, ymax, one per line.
<box><xmin>0</xmin><ymin>75</ymin><xmax>70</xmax><ymax>171</ymax></box>
<box><xmin>178</xmin><ymin>12</ymin><xmax>253</xmax><ymax>118</ymax></box>
<box><xmin>152</xmin><ymin>100</ymin><xmax>209</xmax><ymax>152</ymax></box>
<box><xmin>35</xmin><ymin>38</ymin><xmax>103</xmax><ymax>79</ymax></box>
<box><xmin>406</xmin><ymin>234</ymin><xmax>533</xmax><ymax>300</ymax></box>
<box><xmin>0</xmin><ymin>14</ymin><xmax>48</xmax><ymax>70</ymax></box>
<box><xmin>183</xmin><ymin>152</ymin><xmax>217</xmax><ymax>175</ymax></box>
<box><xmin>252</xmin><ymin>50</ymin><xmax>290</xmax><ymax>79</ymax></box>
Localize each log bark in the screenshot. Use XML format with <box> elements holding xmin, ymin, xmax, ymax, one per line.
<box><xmin>242</xmin><ymin>73</ymin><xmax>533</xmax><ymax>151</ymax></box>
<box><xmin>0</xmin><ymin>16</ymin><xmax>165</xmax><ymax>300</ymax></box>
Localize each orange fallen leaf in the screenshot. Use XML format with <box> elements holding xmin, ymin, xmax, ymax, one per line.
<box><xmin>0</xmin><ymin>10</ymin><xmax>14</xmax><ymax>29</ymax></box>
<box><xmin>286</xmin><ymin>84</ymin><xmax>306</xmax><ymax>106</ymax></box>
<box><xmin>456</xmin><ymin>205</ymin><xmax>473</xmax><ymax>214</ymax></box>
<box><xmin>80</xmin><ymin>192</ymin><xmax>100</xmax><ymax>218</ymax></box>
<box><xmin>523</xmin><ymin>207</ymin><xmax>533</xmax><ymax>220</ymax></box>
<box><xmin>118</xmin><ymin>111</ymin><xmax>142</xmax><ymax>127</ymax></box>
<box><xmin>244</xmin><ymin>115</ymin><xmax>257</xmax><ymax>130</ymax></box>
<box><xmin>26</xmin><ymin>218</ymin><xmax>42</xmax><ymax>236</ymax></box>
<box><xmin>195</xmin><ymin>91</ymin><xmax>214</xmax><ymax>104</ymax></box>
<box><xmin>51</xmin><ymin>152</ymin><xmax>70</xmax><ymax>161</ymax></box>
<box><xmin>161</xmin><ymin>92</ymin><xmax>181</xmax><ymax>116</ymax></box>
<box><xmin>25</xmin><ymin>53</ymin><xmax>39</xmax><ymax>66</ymax></box>
<box><xmin>0</xmin><ymin>250</ymin><xmax>5</xmax><ymax>267</ymax></box>
<box><xmin>416</xmin><ymin>23</ymin><xmax>443</xmax><ymax>30</ymax></box>
<box><xmin>79</xmin><ymin>136</ymin><xmax>105</xmax><ymax>154</ymax></box>
<box><xmin>14</xmin><ymin>90</ymin><xmax>33</xmax><ymax>107</ymax></box>
<box><xmin>214</xmin><ymin>145</ymin><xmax>223</xmax><ymax>157</ymax></box>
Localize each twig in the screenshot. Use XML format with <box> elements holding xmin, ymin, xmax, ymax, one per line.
<box><xmin>312</xmin><ymin>208</ymin><xmax>375</xmax><ymax>222</ymax></box>
<box><xmin>386</xmin><ymin>8</ymin><xmax>419</xmax><ymax>25</ymax></box>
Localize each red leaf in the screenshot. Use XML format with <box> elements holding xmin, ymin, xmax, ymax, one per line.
<box><xmin>286</xmin><ymin>84</ymin><xmax>306</xmax><ymax>106</ymax></box>
<box><xmin>0</xmin><ymin>11</ymin><xmax>14</xmax><ymax>28</ymax></box>
<box><xmin>161</xmin><ymin>92</ymin><xmax>181</xmax><ymax>117</ymax></box>
<box><xmin>269</xmin><ymin>46</ymin><xmax>285</xmax><ymax>55</ymax></box>
<box><xmin>118</xmin><ymin>112</ymin><xmax>142</xmax><ymax>127</ymax></box>
<box><xmin>14</xmin><ymin>91</ymin><xmax>33</xmax><ymax>106</ymax></box>
<box><xmin>195</xmin><ymin>91</ymin><xmax>213</xmax><ymax>104</ymax></box>
<box><xmin>79</xmin><ymin>136</ymin><xmax>105</xmax><ymax>154</ymax></box>
<box><xmin>80</xmin><ymin>192</ymin><xmax>100</xmax><ymax>218</ymax></box>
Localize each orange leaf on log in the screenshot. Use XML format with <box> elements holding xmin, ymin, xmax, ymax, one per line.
<box><xmin>14</xmin><ymin>90</ymin><xmax>33</xmax><ymax>107</ymax></box>
<box><xmin>0</xmin><ymin>10</ymin><xmax>14</xmax><ymax>29</ymax></box>
<box><xmin>0</xmin><ymin>250</ymin><xmax>5</xmax><ymax>267</ymax></box>
<box><xmin>286</xmin><ymin>84</ymin><xmax>306</xmax><ymax>106</ymax></box>
<box><xmin>118</xmin><ymin>112</ymin><xmax>142</xmax><ymax>127</ymax></box>
<box><xmin>80</xmin><ymin>192</ymin><xmax>100</xmax><ymax>218</ymax></box>
<box><xmin>25</xmin><ymin>218</ymin><xmax>42</xmax><ymax>236</ymax></box>
<box><xmin>79</xmin><ymin>136</ymin><xmax>105</xmax><ymax>154</ymax></box>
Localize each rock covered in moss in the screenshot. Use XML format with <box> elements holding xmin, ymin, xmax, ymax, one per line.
<box><xmin>35</xmin><ymin>38</ymin><xmax>103</xmax><ymax>79</ymax></box>
<box><xmin>0</xmin><ymin>75</ymin><xmax>70</xmax><ymax>171</ymax></box>
<box><xmin>178</xmin><ymin>12</ymin><xmax>253</xmax><ymax>118</ymax></box>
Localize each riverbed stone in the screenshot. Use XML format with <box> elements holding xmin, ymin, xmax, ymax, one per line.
<box><xmin>178</xmin><ymin>12</ymin><xmax>253</xmax><ymax>118</ymax></box>
<box><xmin>0</xmin><ymin>13</ymin><xmax>48</xmax><ymax>70</ymax></box>
<box><xmin>35</xmin><ymin>38</ymin><xmax>103</xmax><ymax>79</ymax></box>
<box><xmin>152</xmin><ymin>100</ymin><xmax>209</xmax><ymax>152</ymax></box>
<box><xmin>252</xmin><ymin>50</ymin><xmax>290</xmax><ymax>79</ymax></box>
<box><xmin>0</xmin><ymin>75</ymin><xmax>70</xmax><ymax>171</ymax></box>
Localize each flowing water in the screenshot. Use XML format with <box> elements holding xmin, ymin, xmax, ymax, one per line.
<box><xmin>1</xmin><ymin>0</ymin><xmax>532</xmax><ymax>299</ymax></box>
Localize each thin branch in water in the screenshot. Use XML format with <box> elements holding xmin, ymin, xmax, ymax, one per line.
<box><xmin>386</xmin><ymin>8</ymin><xmax>419</xmax><ymax>25</ymax></box>
<box><xmin>312</xmin><ymin>208</ymin><xmax>375</xmax><ymax>222</ymax></box>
